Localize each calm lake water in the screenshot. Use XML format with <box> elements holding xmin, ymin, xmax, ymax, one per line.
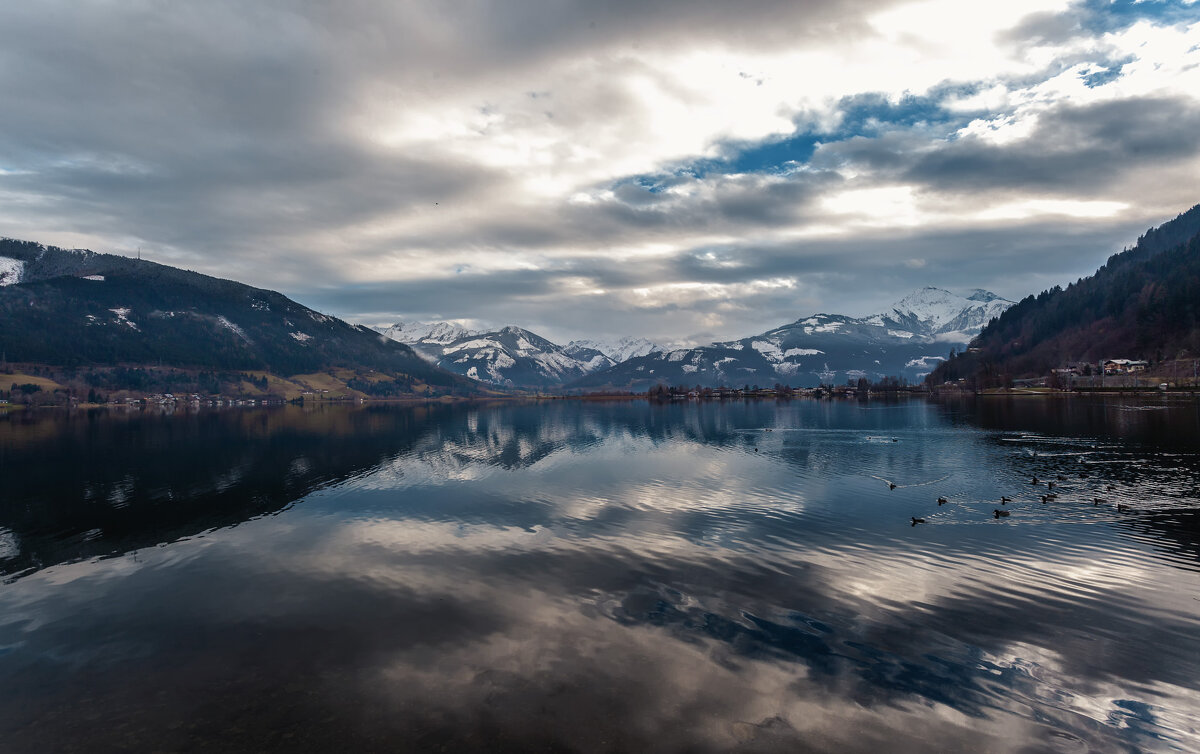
<box><xmin>2</xmin><ymin>397</ymin><xmax>1200</xmax><ymax>753</ymax></box>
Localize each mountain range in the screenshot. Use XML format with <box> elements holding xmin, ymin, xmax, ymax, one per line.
<box><xmin>570</xmin><ymin>287</ymin><xmax>1012</xmax><ymax>390</ymax></box>
<box><xmin>7</xmin><ymin>203</ymin><xmax>1199</xmax><ymax>396</ymax></box>
<box><xmin>378</xmin><ymin>322</ymin><xmax>663</xmax><ymax>389</ymax></box>
<box><xmin>379</xmin><ymin>288</ymin><xmax>1013</xmax><ymax>390</ymax></box>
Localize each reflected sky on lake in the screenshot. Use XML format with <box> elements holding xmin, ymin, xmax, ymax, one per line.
<box><xmin>2</xmin><ymin>398</ymin><xmax>1199</xmax><ymax>752</ymax></box>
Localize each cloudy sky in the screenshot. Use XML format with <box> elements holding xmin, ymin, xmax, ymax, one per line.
<box><xmin>1</xmin><ymin>1</ymin><xmax>1198</xmax><ymax>345</ymax></box>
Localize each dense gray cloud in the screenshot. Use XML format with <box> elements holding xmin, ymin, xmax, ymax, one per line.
<box><xmin>299</xmin><ymin>217</ymin><xmax>1151</xmax><ymax>344</ymax></box>
<box><xmin>901</xmin><ymin>97</ymin><xmax>1200</xmax><ymax>193</ymax></box>
<box><xmin>1</xmin><ymin>0</ymin><xmax>1198</xmax><ymax>344</ymax></box>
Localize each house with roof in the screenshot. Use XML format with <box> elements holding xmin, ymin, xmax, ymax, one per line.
<box><xmin>1103</xmin><ymin>359</ymin><xmax>1149</xmax><ymax>375</ymax></box>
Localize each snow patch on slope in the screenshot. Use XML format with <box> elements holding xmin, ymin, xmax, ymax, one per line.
<box><xmin>444</xmin><ymin>338</ymin><xmax>500</xmax><ymax>354</ymax></box>
<box><xmin>217</xmin><ymin>315</ymin><xmax>248</xmax><ymax>341</ymax></box>
<box><xmin>0</xmin><ymin>257</ymin><xmax>24</xmax><ymax>286</ymax></box>
<box><xmin>905</xmin><ymin>355</ymin><xmax>946</xmax><ymax>369</ymax></box>
<box><xmin>751</xmin><ymin>340</ymin><xmax>783</xmax><ymax>361</ymax></box>
<box><xmin>109</xmin><ymin>307</ymin><xmax>139</xmax><ymax>331</ymax></box>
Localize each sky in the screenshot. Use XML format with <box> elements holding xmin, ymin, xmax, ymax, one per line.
<box><xmin>1</xmin><ymin>0</ymin><xmax>1198</xmax><ymax>346</ymax></box>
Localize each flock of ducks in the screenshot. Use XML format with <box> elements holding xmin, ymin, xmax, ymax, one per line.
<box><xmin>908</xmin><ymin>473</ymin><xmax>1135</xmax><ymax>526</ymax></box>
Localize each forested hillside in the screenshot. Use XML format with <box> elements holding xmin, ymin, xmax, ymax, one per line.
<box><xmin>930</xmin><ymin>205</ymin><xmax>1200</xmax><ymax>384</ymax></box>
<box><xmin>0</xmin><ymin>238</ymin><xmax>478</xmax><ymax>395</ymax></box>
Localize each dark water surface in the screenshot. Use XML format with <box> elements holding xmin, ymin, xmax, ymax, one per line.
<box><xmin>2</xmin><ymin>397</ymin><xmax>1200</xmax><ymax>752</ymax></box>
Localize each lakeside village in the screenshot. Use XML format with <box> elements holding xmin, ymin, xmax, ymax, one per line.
<box><xmin>2</xmin><ymin>356</ymin><xmax>1199</xmax><ymax>410</ymax></box>
<box><xmin>936</xmin><ymin>356</ymin><xmax>1200</xmax><ymax>393</ymax></box>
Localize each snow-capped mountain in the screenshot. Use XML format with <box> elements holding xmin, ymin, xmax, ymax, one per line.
<box><xmin>570</xmin><ymin>287</ymin><xmax>1013</xmax><ymax>390</ymax></box>
<box><xmin>868</xmin><ymin>287</ymin><xmax>1014</xmax><ymax>341</ymax></box>
<box><xmin>377</xmin><ymin>320</ymin><xmax>479</xmax><ymax>347</ymax></box>
<box><xmin>381</xmin><ymin>324</ymin><xmax>615</xmax><ymax>389</ymax></box>
<box><xmin>378</xmin><ymin>322</ymin><xmax>670</xmax><ymax>389</ymax></box>
<box><xmin>560</xmin><ymin>342</ymin><xmax>616</xmax><ymax>373</ymax></box>
<box><xmin>566</xmin><ymin>336</ymin><xmax>664</xmax><ymax>364</ymax></box>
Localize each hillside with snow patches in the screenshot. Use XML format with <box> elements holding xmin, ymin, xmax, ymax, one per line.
<box><xmin>570</xmin><ymin>288</ymin><xmax>1014</xmax><ymax>390</ymax></box>
<box><xmin>0</xmin><ymin>256</ymin><xmax>25</xmax><ymax>286</ymax></box>
<box><xmin>0</xmin><ymin>238</ymin><xmax>476</xmax><ymax>392</ymax></box>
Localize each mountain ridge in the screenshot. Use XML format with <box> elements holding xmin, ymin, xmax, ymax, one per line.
<box><xmin>380</xmin><ymin>323</ymin><xmax>610</xmax><ymax>389</ymax></box>
<box><xmin>571</xmin><ymin>287</ymin><xmax>1013</xmax><ymax>390</ymax></box>
<box><xmin>378</xmin><ymin>287</ymin><xmax>1012</xmax><ymax>390</ymax></box>
<box><xmin>0</xmin><ymin>237</ymin><xmax>478</xmax><ymax>396</ymax></box>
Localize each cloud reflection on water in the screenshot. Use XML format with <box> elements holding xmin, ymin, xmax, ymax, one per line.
<box><xmin>1</xmin><ymin>398</ymin><xmax>1199</xmax><ymax>751</ymax></box>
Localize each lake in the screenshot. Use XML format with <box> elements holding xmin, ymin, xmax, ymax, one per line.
<box><xmin>2</xmin><ymin>397</ymin><xmax>1199</xmax><ymax>752</ymax></box>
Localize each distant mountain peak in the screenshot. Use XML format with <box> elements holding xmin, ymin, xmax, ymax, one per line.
<box><xmin>380</xmin><ymin>323</ymin><xmax>620</xmax><ymax>389</ymax></box>
<box><xmin>878</xmin><ymin>287</ymin><xmax>1013</xmax><ymax>339</ymax></box>
<box><xmin>888</xmin><ymin>286</ymin><xmax>959</xmax><ymax>316</ymax></box>
<box><xmin>966</xmin><ymin>289</ymin><xmax>1003</xmax><ymax>302</ymax></box>
<box><xmin>378</xmin><ymin>320</ymin><xmax>478</xmax><ymax>346</ymax></box>
<box><xmin>566</xmin><ymin>336</ymin><xmax>664</xmax><ymax>363</ymax></box>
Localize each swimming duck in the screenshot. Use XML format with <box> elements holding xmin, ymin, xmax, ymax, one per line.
<box><xmin>937</xmin><ymin>496</ymin><xmax>948</xmax><ymax>505</ymax></box>
<box><xmin>1031</xmin><ymin>477</ymin><xmax>1040</xmax><ymax>485</ymax></box>
<box><xmin>889</xmin><ymin>482</ymin><xmax>896</xmax><ymax>490</ymax></box>
<box><xmin>993</xmin><ymin>509</ymin><xmax>1010</xmax><ymax>518</ymax></box>
<box><xmin>1047</xmin><ymin>481</ymin><xmax>1057</xmax><ymax>490</ymax></box>
<box><xmin>1041</xmin><ymin>493</ymin><xmax>1058</xmax><ymax>503</ymax></box>
<box><xmin>1093</xmin><ymin>497</ymin><xmax>1106</xmax><ymax>505</ymax></box>
<box><xmin>1000</xmin><ymin>496</ymin><xmax>1012</xmax><ymax>504</ymax></box>
<box><xmin>1117</xmin><ymin>503</ymin><xmax>1132</xmax><ymax>512</ymax></box>
<box><xmin>1057</xmin><ymin>475</ymin><xmax>1068</xmax><ymax>481</ymax></box>
<box><xmin>911</xmin><ymin>517</ymin><xmax>925</xmax><ymax>526</ymax></box>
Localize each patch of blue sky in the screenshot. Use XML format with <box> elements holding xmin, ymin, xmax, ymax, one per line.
<box><xmin>1075</xmin><ymin>0</ymin><xmax>1200</xmax><ymax>34</ymax></box>
<box><xmin>731</xmin><ymin>90</ymin><xmax>977</xmax><ymax>173</ymax></box>
<box><xmin>614</xmin><ymin>88</ymin><xmax>984</xmax><ymax>195</ymax></box>
<box><xmin>1080</xmin><ymin>55</ymin><xmax>1137</xmax><ymax>87</ymax></box>
<box><xmin>608</xmin><ymin>40</ymin><xmax>1141</xmax><ymax>200</ymax></box>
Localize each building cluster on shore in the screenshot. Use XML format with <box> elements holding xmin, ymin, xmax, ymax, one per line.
<box><xmin>641</xmin><ymin>381</ymin><xmax>923</xmax><ymax>401</ymax></box>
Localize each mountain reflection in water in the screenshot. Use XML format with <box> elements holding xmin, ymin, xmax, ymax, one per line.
<box><xmin>1</xmin><ymin>397</ymin><xmax>1199</xmax><ymax>752</ymax></box>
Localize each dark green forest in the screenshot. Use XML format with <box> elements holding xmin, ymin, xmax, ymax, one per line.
<box><xmin>930</xmin><ymin>204</ymin><xmax>1200</xmax><ymax>385</ymax></box>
